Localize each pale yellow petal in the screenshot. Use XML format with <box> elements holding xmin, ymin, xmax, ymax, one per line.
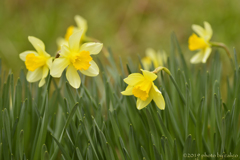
<box><xmin>60</xmin><ymin>45</ymin><xmax>71</xmax><ymax>57</ymax></box>
<box><xmin>141</xmin><ymin>69</ymin><xmax>157</xmax><ymax>81</ymax></box>
<box><xmin>39</xmin><ymin>78</ymin><xmax>45</xmax><ymax>87</ymax></box>
<box><xmin>57</xmin><ymin>37</ymin><xmax>68</xmax><ymax>49</ymax></box>
<box><xmin>204</xmin><ymin>21</ymin><xmax>212</xmax><ymax>41</ymax></box>
<box><xmin>146</xmin><ymin>48</ymin><xmax>157</xmax><ymax>60</ymax></box>
<box><xmin>121</xmin><ymin>85</ymin><xmax>133</xmax><ymax>95</ymax></box>
<box><xmin>202</xmin><ymin>47</ymin><xmax>212</xmax><ymax>63</ymax></box>
<box><xmin>66</xmin><ymin>64</ymin><xmax>81</xmax><ymax>89</ymax></box>
<box><xmin>192</xmin><ymin>24</ymin><xmax>205</xmax><ymax>39</ymax></box>
<box><xmin>50</xmin><ymin>57</ymin><xmax>70</xmax><ymax>78</ymax></box>
<box><xmin>146</xmin><ymin>48</ymin><xmax>158</xmax><ymax>68</ymax></box>
<box><xmin>74</xmin><ymin>15</ymin><xmax>87</xmax><ymax>33</ymax></box>
<box><xmin>136</xmin><ymin>97</ymin><xmax>152</xmax><ymax>110</ymax></box>
<box><xmin>19</xmin><ymin>51</ymin><xmax>37</xmax><ymax>61</ymax></box>
<box><xmin>46</xmin><ymin>57</ymin><xmax>53</xmax><ymax>69</ymax></box>
<box><xmin>190</xmin><ymin>50</ymin><xmax>205</xmax><ymax>64</ymax></box>
<box><xmin>42</xmin><ymin>65</ymin><xmax>49</xmax><ymax>79</ymax></box>
<box><xmin>39</xmin><ymin>66</ymin><xmax>48</xmax><ymax>87</ymax></box>
<box><xmin>123</xmin><ymin>73</ymin><xmax>144</xmax><ymax>86</ymax></box>
<box><xmin>26</xmin><ymin>67</ymin><xmax>42</xmax><ymax>82</ymax></box>
<box><xmin>80</xmin><ymin>43</ymin><xmax>103</xmax><ymax>55</ymax></box>
<box><xmin>156</xmin><ymin>50</ymin><xmax>167</xmax><ymax>66</ymax></box>
<box><xmin>150</xmin><ymin>84</ymin><xmax>165</xmax><ymax>110</ymax></box>
<box><xmin>28</xmin><ymin>36</ymin><xmax>45</xmax><ymax>54</ymax></box>
<box><xmin>68</xmin><ymin>30</ymin><xmax>83</xmax><ymax>52</ymax></box>
<box><xmin>80</xmin><ymin>60</ymin><xmax>99</xmax><ymax>77</ymax></box>
<box><xmin>141</xmin><ymin>57</ymin><xmax>151</xmax><ymax>70</ymax></box>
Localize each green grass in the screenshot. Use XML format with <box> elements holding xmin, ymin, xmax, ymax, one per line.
<box><xmin>0</xmin><ymin>33</ymin><xmax>240</xmax><ymax>159</ymax></box>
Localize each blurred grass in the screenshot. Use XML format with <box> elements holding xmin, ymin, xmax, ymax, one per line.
<box><xmin>0</xmin><ymin>0</ymin><xmax>240</xmax><ymax>72</ymax></box>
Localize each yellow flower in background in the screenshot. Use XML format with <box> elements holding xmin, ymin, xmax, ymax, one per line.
<box><xmin>188</xmin><ymin>21</ymin><xmax>213</xmax><ymax>63</ymax></box>
<box><xmin>141</xmin><ymin>48</ymin><xmax>167</xmax><ymax>70</ymax></box>
<box><xmin>121</xmin><ymin>69</ymin><xmax>165</xmax><ymax>110</ymax></box>
<box><xmin>19</xmin><ymin>36</ymin><xmax>53</xmax><ymax>87</ymax></box>
<box><xmin>57</xmin><ymin>15</ymin><xmax>88</xmax><ymax>49</ymax></box>
<box><xmin>51</xmin><ymin>30</ymin><xmax>103</xmax><ymax>89</ymax></box>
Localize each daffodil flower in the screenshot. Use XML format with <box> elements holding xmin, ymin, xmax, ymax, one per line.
<box><xmin>57</xmin><ymin>15</ymin><xmax>88</xmax><ymax>49</ymax></box>
<box><xmin>121</xmin><ymin>69</ymin><xmax>165</xmax><ymax>110</ymax></box>
<box><xmin>51</xmin><ymin>30</ymin><xmax>103</xmax><ymax>89</ymax></box>
<box><xmin>19</xmin><ymin>36</ymin><xmax>53</xmax><ymax>87</ymax></box>
<box><xmin>142</xmin><ymin>48</ymin><xmax>167</xmax><ymax>70</ymax></box>
<box><xmin>188</xmin><ymin>21</ymin><xmax>213</xmax><ymax>63</ymax></box>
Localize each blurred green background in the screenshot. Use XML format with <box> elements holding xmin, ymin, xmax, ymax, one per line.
<box><xmin>0</xmin><ymin>0</ymin><xmax>240</xmax><ymax>72</ymax></box>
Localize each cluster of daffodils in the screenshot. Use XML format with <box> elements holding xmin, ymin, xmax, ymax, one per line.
<box><xmin>20</xmin><ymin>15</ymin><xmax>103</xmax><ymax>88</ymax></box>
<box><xmin>19</xmin><ymin>18</ymin><xmax>230</xmax><ymax>111</ymax></box>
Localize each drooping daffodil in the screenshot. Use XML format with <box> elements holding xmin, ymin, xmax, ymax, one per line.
<box><xmin>188</xmin><ymin>21</ymin><xmax>213</xmax><ymax>63</ymax></box>
<box><xmin>141</xmin><ymin>48</ymin><xmax>167</xmax><ymax>70</ymax></box>
<box><xmin>121</xmin><ymin>69</ymin><xmax>165</xmax><ymax>110</ymax></box>
<box><xmin>19</xmin><ymin>36</ymin><xmax>53</xmax><ymax>87</ymax></box>
<box><xmin>51</xmin><ymin>30</ymin><xmax>103</xmax><ymax>89</ymax></box>
<box><xmin>57</xmin><ymin>15</ymin><xmax>88</xmax><ymax>49</ymax></box>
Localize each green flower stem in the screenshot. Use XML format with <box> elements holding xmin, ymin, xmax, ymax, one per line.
<box><xmin>153</xmin><ymin>67</ymin><xmax>196</xmax><ymax>125</ymax></box>
<box><xmin>210</xmin><ymin>41</ymin><xmax>235</xmax><ymax>69</ymax></box>
<box><xmin>169</xmin><ymin>74</ymin><xmax>196</xmax><ymax>125</ymax></box>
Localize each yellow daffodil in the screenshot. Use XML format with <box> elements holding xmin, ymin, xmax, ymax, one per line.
<box><xmin>51</xmin><ymin>30</ymin><xmax>103</xmax><ymax>89</ymax></box>
<box><xmin>19</xmin><ymin>36</ymin><xmax>53</xmax><ymax>87</ymax></box>
<box><xmin>57</xmin><ymin>15</ymin><xmax>88</xmax><ymax>49</ymax></box>
<box><xmin>121</xmin><ymin>69</ymin><xmax>165</xmax><ymax>110</ymax></box>
<box><xmin>188</xmin><ymin>21</ymin><xmax>213</xmax><ymax>63</ymax></box>
<box><xmin>141</xmin><ymin>48</ymin><xmax>167</xmax><ymax>70</ymax></box>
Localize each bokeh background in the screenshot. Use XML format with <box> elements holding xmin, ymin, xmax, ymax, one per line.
<box><xmin>1</xmin><ymin>0</ymin><xmax>240</xmax><ymax>73</ymax></box>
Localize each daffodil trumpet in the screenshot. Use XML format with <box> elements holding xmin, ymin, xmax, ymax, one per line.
<box><xmin>121</xmin><ymin>69</ymin><xmax>165</xmax><ymax>110</ymax></box>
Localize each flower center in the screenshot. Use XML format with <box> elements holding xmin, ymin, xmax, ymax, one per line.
<box><xmin>25</xmin><ymin>53</ymin><xmax>47</xmax><ymax>71</ymax></box>
<box><xmin>188</xmin><ymin>33</ymin><xmax>208</xmax><ymax>51</ymax></box>
<box><xmin>65</xmin><ymin>26</ymin><xmax>75</xmax><ymax>41</ymax></box>
<box><xmin>71</xmin><ymin>51</ymin><xmax>92</xmax><ymax>70</ymax></box>
<box><xmin>132</xmin><ymin>79</ymin><xmax>152</xmax><ymax>101</ymax></box>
